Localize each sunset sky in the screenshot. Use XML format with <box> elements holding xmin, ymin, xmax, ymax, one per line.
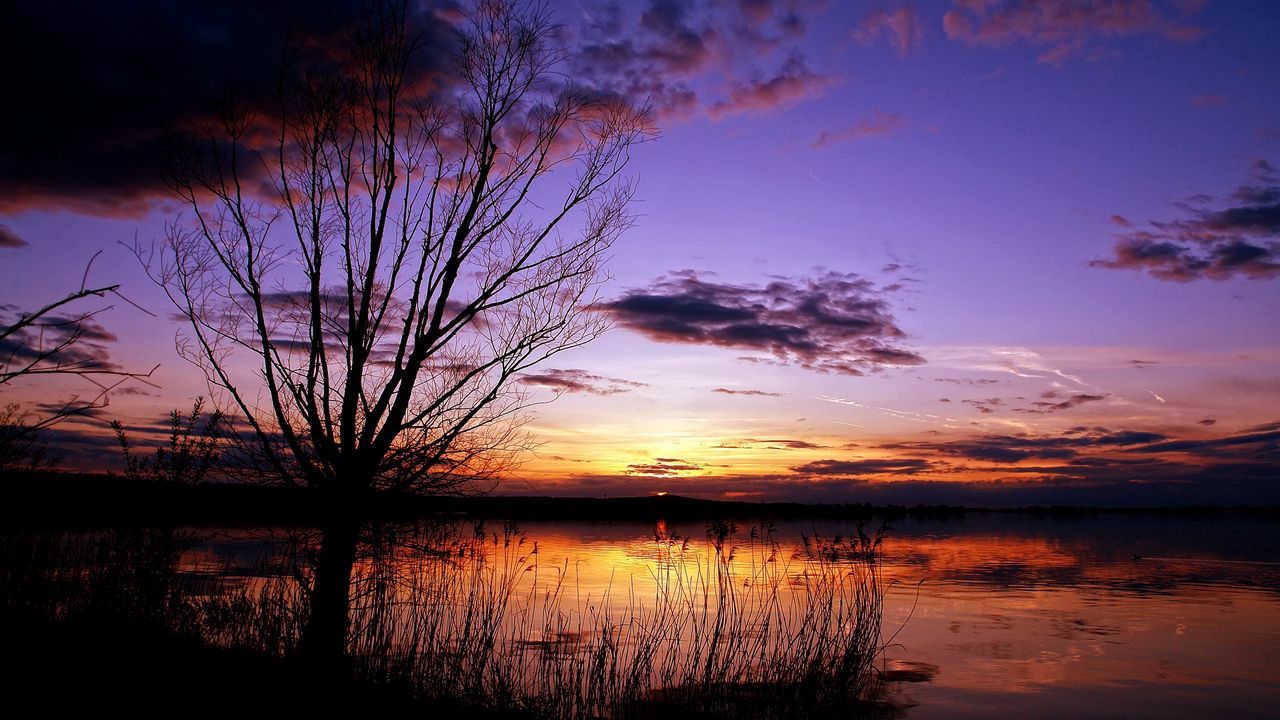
<box><xmin>1</xmin><ymin>0</ymin><xmax>1277</xmax><ymax>505</ymax></box>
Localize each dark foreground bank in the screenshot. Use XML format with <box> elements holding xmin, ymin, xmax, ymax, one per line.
<box><xmin>4</xmin><ymin>470</ymin><xmax>1278</xmax><ymax>528</ymax></box>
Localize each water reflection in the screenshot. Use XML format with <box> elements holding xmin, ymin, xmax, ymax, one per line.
<box><xmin>4</xmin><ymin>512</ymin><xmax>1278</xmax><ymax>718</ymax></box>
<box><xmin>3</xmin><ymin>519</ymin><xmax>887</xmax><ymax>718</ymax></box>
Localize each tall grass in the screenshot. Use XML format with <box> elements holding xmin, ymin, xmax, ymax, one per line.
<box><xmin>336</xmin><ymin>519</ymin><xmax>887</xmax><ymax>718</ymax></box>
<box><xmin>6</xmin><ymin>519</ymin><xmax>888</xmax><ymax>718</ymax></box>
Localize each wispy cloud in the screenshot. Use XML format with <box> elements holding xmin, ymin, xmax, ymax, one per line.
<box><xmin>942</xmin><ymin>0</ymin><xmax>1206</xmax><ymax>66</ymax></box>
<box><xmin>518</xmin><ymin>368</ymin><xmax>647</xmax><ymax>396</ymax></box>
<box><xmin>812</xmin><ymin>111</ymin><xmax>905</xmax><ymax>148</ymax></box>
<box><xmin>712</xmin><ymin>387</ymin><xmax>784</xmax><ymax>397</ymax></box>
<box><xmin>714</xmin><ymin>438</ymin><xmax>826</xmax><ymax>450</ymax></box>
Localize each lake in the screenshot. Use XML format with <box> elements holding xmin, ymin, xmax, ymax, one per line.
<box><xmin>6</xmin><ymin>510</ymin><xmax>1278</xmax><ymax>717</ymax></box>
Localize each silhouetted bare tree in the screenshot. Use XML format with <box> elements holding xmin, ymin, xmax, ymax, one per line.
<box><xmin>146</xmin><ymin>0</ymin><xmax>651</xmax><ymax>504</ymax></box>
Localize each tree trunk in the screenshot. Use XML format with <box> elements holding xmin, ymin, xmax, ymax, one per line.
<box><xmin>300</xmin><ymin>516</ymin><xmax>358</xmax><ymax>676</ymax></box>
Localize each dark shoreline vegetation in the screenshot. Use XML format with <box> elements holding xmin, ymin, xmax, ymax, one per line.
<box><xmin>5</xmin><ymin>471</ymin><xmax>1278</xmax><ymax>716</ymax></box>
<box><xmin>4</xmin><ymin>470</ymin><xmax>1277</xmax><ymax>529</ymax></box>
<box><xmin>6</xmin><ymin>471</ymin><xmax>898</xmax><ymax>717</ymax></box>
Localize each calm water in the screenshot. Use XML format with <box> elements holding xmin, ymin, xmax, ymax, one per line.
<box><xmin>11</xmin><ymin>512</ymin><xmax>1279</xmax><ymax>717</ymax></box>
<box><xmin>476</xmin><ymin>514</ymin><xmax>1280</xmax><ymax>718</ymax></box>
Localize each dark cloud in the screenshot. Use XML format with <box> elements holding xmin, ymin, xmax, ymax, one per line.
<box><xmin>603</xmin><ymin>270</ymin><xmax>923</xmax><ymax>375</ymax></box>
<box><xmin>942</xmin><ymin>0</ymin><xmax>1205</xmax><ymax>66</ymax></box>
<box><xmin>1092</xmin><ymin>160</ymin><xmax>1280</xmax><ymax>281</ymax></box>
<box><xmin>1197</xmin><ymin>418</ymin><xmax>1217</xmax><ymax>426</ymax></box>
<box><xmin>881</xmin><ymin>427</ymin><xmax>1167</xmax><ymax>464</ymax></box>
<box><xmin>933</xmin><ymin>377</ymin><xmax>1001</xmax><ymax>386</ymax></box>
<box><xmin>962</xmin><ymin>397</ymin><xmax>1004</xmax><ymax>414</ymax></box>
<box><xmin>31</xmin><ymin>401</ymin><xmax>110</xmax><ymax>420</ymax></box>
<box><xmin>0</xmin><ymin>224</ymin><xmax>29</xmax><ymax>248</ymax></box>
<box><xmin>712</xmin><ymin>387</ymin><xmax>784</xmax><ymax>397</ymax></box>
<box><xmin>570</xmin><ymin>1</ymin><xmax>833</xmax><ymax>120</ymax></box>
<box><xmin>1021</xmin><ymin>392</ymin><xmax>1108</xmax><ymax>413</ymax></box>
<box><xmin>713</xmin><ymin>438</ymin><xmax>825</xmax><ymax>450</ymax></box>
<box><xmin>791</xmin><ymin>458</ymin><xmax>934</xmax><ymax>476</ymax></box>
<box><xmin>534</xmin><ymin>422</ymin><xmax>1280</xmax><ymax>505</ymax></box>
<box><xmin>625</xmin><ymin>458</ymin><xmax>703</xmax><ymax>476</ymax></box>
<box><xmin>1126</xmin><ymin>429</ymin><xmax>1280</xmax><ymax>459</ymax></box>
<box><xmin>518</xmin><ymin>368</ymin><xmax>647</xmax><ymax>396</ymax></box>
<box><xmin>0</xmin><ymin>313</ymin><xmax>121</xmax><ymax>374</ymax></box>
<box><xmin>0</xmin><ymin>2</ymin><xmax>456</xmax><ymax>215</ymax></box>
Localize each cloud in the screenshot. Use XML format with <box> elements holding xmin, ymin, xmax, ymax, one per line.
<box><xmin>933</xmin><ymin>377</ymin><xmax>1001</xmax><ymax>385</ymax></box>
<box><xmin>709</xmin><ymin>55</ymin><xmax>834</xmax><ymax>118</ymax></box>
<box><xmin>852</xmin><ymin>6</ymin><xmax>923</xmax><ymax>56</ymax></box>
<box><xmin>1191</xmin><ymin>93</ymin><xmax>1227</xmax><ymax>108</ymax></box>
<box><xmin>0</xmin><ymin>2</ymin><xmax>456</xmax><ymax>216</ymax></box>
<box><xmin>1022</xmin><ymin>392</ymin><xmax>1108</xmax><ymax>413</ymax></box>
<box><xmin>0</xmin><ymin>312</ymin><xmax>121</xmax><ymax>375</ymax></box>
<box><xmin>812</xmin><ymin>111</ymin><xmax>905</xmax><ymax>148</ymax></box>
<box><xmin>624</xmin><ymin>458</ymin><xmax>703</xmax><ymax>476</ymax></box>
<box><xmin>849</xmin><ymin>6</ymin><xmax>921</xmax><ymax>56</ymax></box>
<box><xmin>712</xmin><ymin>387</ymin><xmax>784</xmax><ymax>397</ymax></box>
<box><xmin>927</xmin><ymin>346</ymin><xmax>1088</xmax><ymax>385</ymax></box>
<box><xmin>963</xmin><ymin>397</ymin><xmax>1004</xmax><ymax>414</ymax></box>
<box><xmin>518</xmin><ymin>368</ymin><xmax>647</xmax><ymax>396</ymax></box>
<box><xmin>0</xmin><ymin>224</ymin><xmax>29</xmax><ymax>249</ymax></box>
<box><xmin>639</xmin><ymin>0</ymin><xmax>717</xmax><ymax>73</ymax></box>
<box><xmin>942</xmin><ymin>0</ymin><xmax>1205</xmax><ymax>65</ymax></box>
<box><xmin>714</xmin><ymin>438</ymin><xmax>826</xmax><ymax>449</ymax></box>
<box><xmin>791</xmin><ymin>457</ymin><xmax>935</xmax><ymax>475</ymax></box>
<box><xmin>1092</xmin><ymin>160</ymin><xmax>1280</xmax><ymax>281</ymax></box>
<box><xmin>603</xmin><ymin>270</ymin><xmax>924</xmax><ymax>375</ymax></box>
<box><xmin>570</xmin><ymin>1</ymin><xmax>834</xmax><ymax>121</ymax></box>
<box><xmin>881</xmin><ymin>427</ymin><xmax>1167</xmax><ymax>464</ymax></box>
<box><xmin>1126</xmin><ymin>428</ymin><xmax>1280</xmax><ymax>458</ymax></box>
<box><xmin>532</xmin><ymin>422</ymin><xmax>1280</xmax><ymax>505</ymax></box>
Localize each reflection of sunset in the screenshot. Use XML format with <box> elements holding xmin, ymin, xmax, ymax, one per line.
<box><xmin>153</xmin><ymin>515</ymin><xmax>1280</xmax><ymax>717</ymax></box>
<box><xmin>4</xmin><ymin>1</ymin><xmax>1279</xmax><ymax>716</ymax></box>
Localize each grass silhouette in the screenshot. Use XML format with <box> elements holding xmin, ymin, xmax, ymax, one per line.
<box><xmin>5</xmin><ymin>520</ymin><xmax>888</xmax><ymax>718</ymax></box>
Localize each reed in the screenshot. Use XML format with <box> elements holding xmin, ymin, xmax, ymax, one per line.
<box><xmin>6</xmin><ymin>520</ymin><xmax>888</xmax><ymax>718</ymax></box>
<box><xmin>333</xmin><ymin>519</ymin><xmax>887</xmax><ymax>718</ymax></box>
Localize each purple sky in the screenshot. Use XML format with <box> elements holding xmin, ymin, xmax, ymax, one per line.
<box><xmin>1</xmin><ymin>0</ymin><xmax>1277</xmax><ymax>505</ymax></box>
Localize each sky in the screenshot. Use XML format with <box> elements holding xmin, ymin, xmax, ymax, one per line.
<box><xmin>1</xmin><ymin>0</ymin><xmax>1278</xmax><ymax>506</ymax></box>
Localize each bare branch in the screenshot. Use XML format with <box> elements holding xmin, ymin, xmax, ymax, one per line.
<box><xmin>145</xmin><ymin>0</ymin><xmax>655</xmax><ymax>498</ymax></box>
